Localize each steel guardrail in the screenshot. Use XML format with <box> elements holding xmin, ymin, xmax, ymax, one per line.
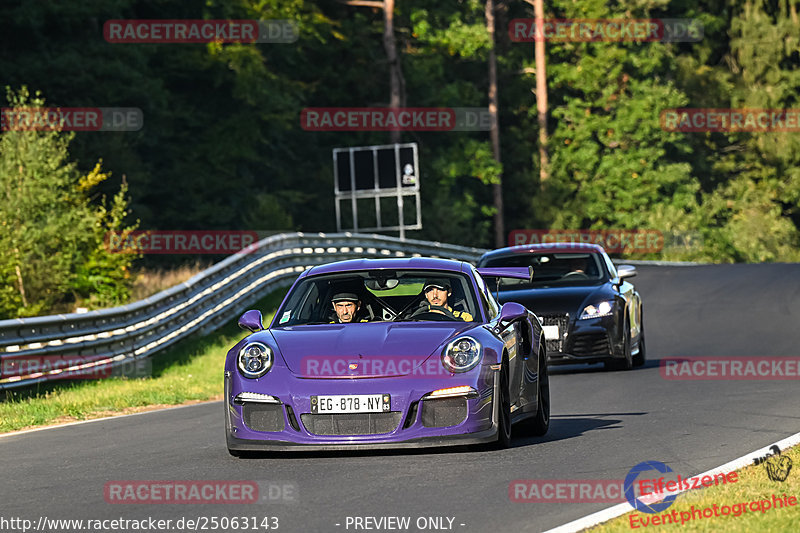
<box><xmin>0</xmin><ymin>232</ymin><xmax>486</xmax><ymax>389</ymax></box>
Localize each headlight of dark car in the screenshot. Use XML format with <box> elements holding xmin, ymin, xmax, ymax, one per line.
<box><xmin>442</xmin><ymin>337</ymin><xmax>482</xmax><ymax>373</ymax></box>
<box><xmin>237</xmin><ymin>342</ymin><xmax>273</xmax><ymax>378</ymax></box>
<box><xmin>579</xmin><ymin>300</ymin><xmax>614</xmax><ymax>320</ymax></box>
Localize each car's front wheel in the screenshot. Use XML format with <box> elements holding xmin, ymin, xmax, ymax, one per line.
<box><xmin>526</xmin><ymin>348</ymin><xmax>550</xmax><ymax>436</ymax></box>
<box><xmin>632</xmin><ymin>311</ymin><xmax>646</xmax><ymax>367</ymax></box>
<box><xmin>493</xmin><ymin>359</ymin><xmax>512</xmax><ymax>449</ymax></box>
<box><xmin>605</xmin><ymin>317</ymin><xmax>633</xmax><ymax>371</ymax></box>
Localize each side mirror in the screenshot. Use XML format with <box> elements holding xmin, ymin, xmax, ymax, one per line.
<box><xmin>238</xmin><ymin>310</ymin><xmax>264</xmax><ymax>332</ymax></box>
<box><xmin>498</xmin><ymin>302</ymin><xmax>528</xmax><ymax>326</ymax></box>
<box><xmin>617</xmin><ymin>265</ymin><xmax>637</xmax><ymax>280</ymax></box>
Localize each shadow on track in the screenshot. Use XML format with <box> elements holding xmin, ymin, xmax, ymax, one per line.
<box><xmin>227</xmin><ymin>412</ymin><xmax>649</xmax><ymax>460</ymax></box>
<box><xmin>512</xmin><ymin>411</ymin><xmax>647</xmax><ymax>447</ymax></box>
<box><xmin>548</xmin><ymin>359</ymin><xmax>660</xmax><ymax>375</ymax></box>
<box><xmin>227</xmin><ymin>443</ymin><xmax>489</xmax><ymax>460</ymax></box>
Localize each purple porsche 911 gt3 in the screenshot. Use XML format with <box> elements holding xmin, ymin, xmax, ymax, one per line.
<box><xmin>224</xmin><ymin>257</ymin><xmax>549</xmax><ymax>454</ymax></box>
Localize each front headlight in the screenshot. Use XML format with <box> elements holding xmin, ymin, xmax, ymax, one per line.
<box><xmin>237</xmin><ymin>342</ymin><xmax>273</xmax><ymax>378</ymax></box>
<box><xmin>442</xmin><ymin>337</ymin><xmax>482</xmax><ymax>373</ymax></box>
<box><xmin>579</xmin><ymin>300</ymin><xmax>614</xmax><ymax>320</ymax></box>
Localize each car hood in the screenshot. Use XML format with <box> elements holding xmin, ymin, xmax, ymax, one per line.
<box><xmin>269</xmin><ymin>322</ymin><xmax>476</xmax><ymax>378</ymax></box>
<box><xmin>498</xmin><ymin>284</ymin><xmax>611</xmax><ymax>315</ymax></box>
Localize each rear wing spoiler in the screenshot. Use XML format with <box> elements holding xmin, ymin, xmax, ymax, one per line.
<box><xmin>476</xmin><ymin>266</ymin><xmax>533</xmax><ymax>282</ymax></box>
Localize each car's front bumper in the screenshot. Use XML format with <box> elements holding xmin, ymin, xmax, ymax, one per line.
<box><xmin>542</xmin><ymin>313</ymin><xmax>624</xmax><ymax>364</ymax></box>
<box><xmin>226</xmin><ymin>427</ymin><xmax>498</xmax><ymax>451</ymax></box>
<box><xmin>225</xmin><ymin>366</ymin><xmax>500</xmax><ymax>450</ymax></box>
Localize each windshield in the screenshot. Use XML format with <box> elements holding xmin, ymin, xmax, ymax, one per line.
<box><xmin>274</xmin><ymin>270</ymin><xmax>481</xmax><ymax>326</ymax></box>
<box><xmin>482</xmin><ymin>253</ymin><xmax>607</xmax><ymax>288</ymax></box>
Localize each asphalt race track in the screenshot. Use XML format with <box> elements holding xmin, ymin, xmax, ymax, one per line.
<box><xmin>2</xmin><ymin>264</ymin><xmax>800</xmax><ymax>532</ymax></box>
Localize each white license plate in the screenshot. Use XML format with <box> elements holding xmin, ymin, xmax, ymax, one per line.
<box><xmin>311</xmin><ymin>394</ymin><xmax>390</xmax><ymax>414</ymax></box>
<box><xmin>542</xmin><ymin>325</ymin><xmax>560</xmax><ymax>340</ymax></box>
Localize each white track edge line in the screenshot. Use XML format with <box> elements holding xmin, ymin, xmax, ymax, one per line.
<box><xmin>541</xmin><ymin>430</ymin><xmax>800</xmax><ymax>533</ymax></box>
<box><xmin>0</xmin><ymin>399</ymin><xmax>222</xmax><ymax>440</ymax></box>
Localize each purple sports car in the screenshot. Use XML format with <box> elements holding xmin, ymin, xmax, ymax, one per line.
<box><xmin>224</xmin><ymin>257</ymin><xmax>550</xmax><ymax>453</ymax></box>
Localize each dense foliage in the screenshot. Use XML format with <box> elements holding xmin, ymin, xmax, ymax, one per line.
<box><xmin>1</xmin><ymin>0</ymin><xmax>798</xmax><ymax>316</ymax></box>
<box><xmin>0</xmin><ymin>88</ymin><xmax>138</xmax><ymax>317</ymax></box>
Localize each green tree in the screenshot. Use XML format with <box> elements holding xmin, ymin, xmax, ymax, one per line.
<box><xmin>2</xmin><ymin>0</ymin><xmax>798</xmax><ymax>266</ymax></box>
<box><xmin>523</xmin><ymin>1</ymin><xmax>702</xmax><ymax>254</ymax></box>
<box><xmin>0</xmin><ymin>87</ymin><xmax>138</xmax><ymax>318</ymax></box>
<box><xmin>699</xmin><ymin>0</ymin><xmax>800</xmax><ymax>262</ymax></box>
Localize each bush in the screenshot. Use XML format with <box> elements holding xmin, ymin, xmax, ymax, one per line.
<box><xmin>0</xmin><ymin>87</ymin><xmax>139</xmax><ymax>319</ymax></box>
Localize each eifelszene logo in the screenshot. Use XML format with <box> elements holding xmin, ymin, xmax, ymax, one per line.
<box><xmin>624</xmin><ymin>461</ymin><xmax>677</xmax><ymax>513</ymax></box>
<box><xmin>754</xmin><ymin>446</ymin><xmax>793</xmax><ymax>482</ymax></box>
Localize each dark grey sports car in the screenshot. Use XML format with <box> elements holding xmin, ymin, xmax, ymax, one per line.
<box><xmin>477</xmin><ymin>243</ymin><xmax>645</xmax><ymax>370</ymax></box>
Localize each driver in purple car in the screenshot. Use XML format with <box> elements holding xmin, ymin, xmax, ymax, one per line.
<box><xmin>421</xmin><ymin>279</ymin><xmax>473</xmax><ymax>321</ymax></box>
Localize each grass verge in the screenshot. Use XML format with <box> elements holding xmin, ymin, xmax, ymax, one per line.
<box><xmin>130</xmin><ymin>261</ymin><xmax>211</xmax><ymax>301</ymax></box>
<box><xmin>588</xmin><ymin>444</ymin><xmax>799</xmax><ymax>532</ymax></box>
<box><xmin>0</xmin><ymin>289</ymin><xmax>285</xmax><ymax>434</ymax></box>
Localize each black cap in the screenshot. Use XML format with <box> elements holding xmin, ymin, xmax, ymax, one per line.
<box><xmin>331</xmin><ymin>292</ymin><xmax>359</xmax><ymax>303</ymax></box>
<box><xmin>423</xmin><ymin>278</ymin><xmax>451</xmax><ymax>291</ymax></box>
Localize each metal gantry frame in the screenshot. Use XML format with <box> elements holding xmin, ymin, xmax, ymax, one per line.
<box><xmin>333</xmin><ymin>143</ymin><xmax>421</xmax><ymax>240</ymax></box>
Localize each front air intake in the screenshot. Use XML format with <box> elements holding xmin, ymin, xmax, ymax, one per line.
<box><xmin>242</xmin><ymin>404</ymin><xmax>285</xmax><ymax>432</ymax></box>
<box><xmin>420</xmin><ymin>398</ymin><xmax>468</xmax><ymax>428</ymax></box>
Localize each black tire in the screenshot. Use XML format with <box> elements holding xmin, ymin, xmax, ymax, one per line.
<box><xmin>605</xmin><ymin>317</ymin><xmax>633</xmax><ymax>371</ymax></box>
<box><xmin>493</xmin><ymin>359</ymin><xmax>512</xmax><ymax>449</ymax></box>
<box><xmin>527</xmin><ymin>348</ymin><xmax>550</xmax><ymax>436</ymax></box>
<box><xmin>632</xmin><ymin>314</ymin><xmax>646</xmax><ymax>367</ymax></box>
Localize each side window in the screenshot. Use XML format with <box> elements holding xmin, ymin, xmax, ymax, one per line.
<box><xmin>473</xmin><ymin>270</ymin><xmax>499</xmax><ymax>319</ymax></box>
<box><xmin>484</xmin><ymin>286</ymin><xmax>501</xmax><ymax>319</ymax></box>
